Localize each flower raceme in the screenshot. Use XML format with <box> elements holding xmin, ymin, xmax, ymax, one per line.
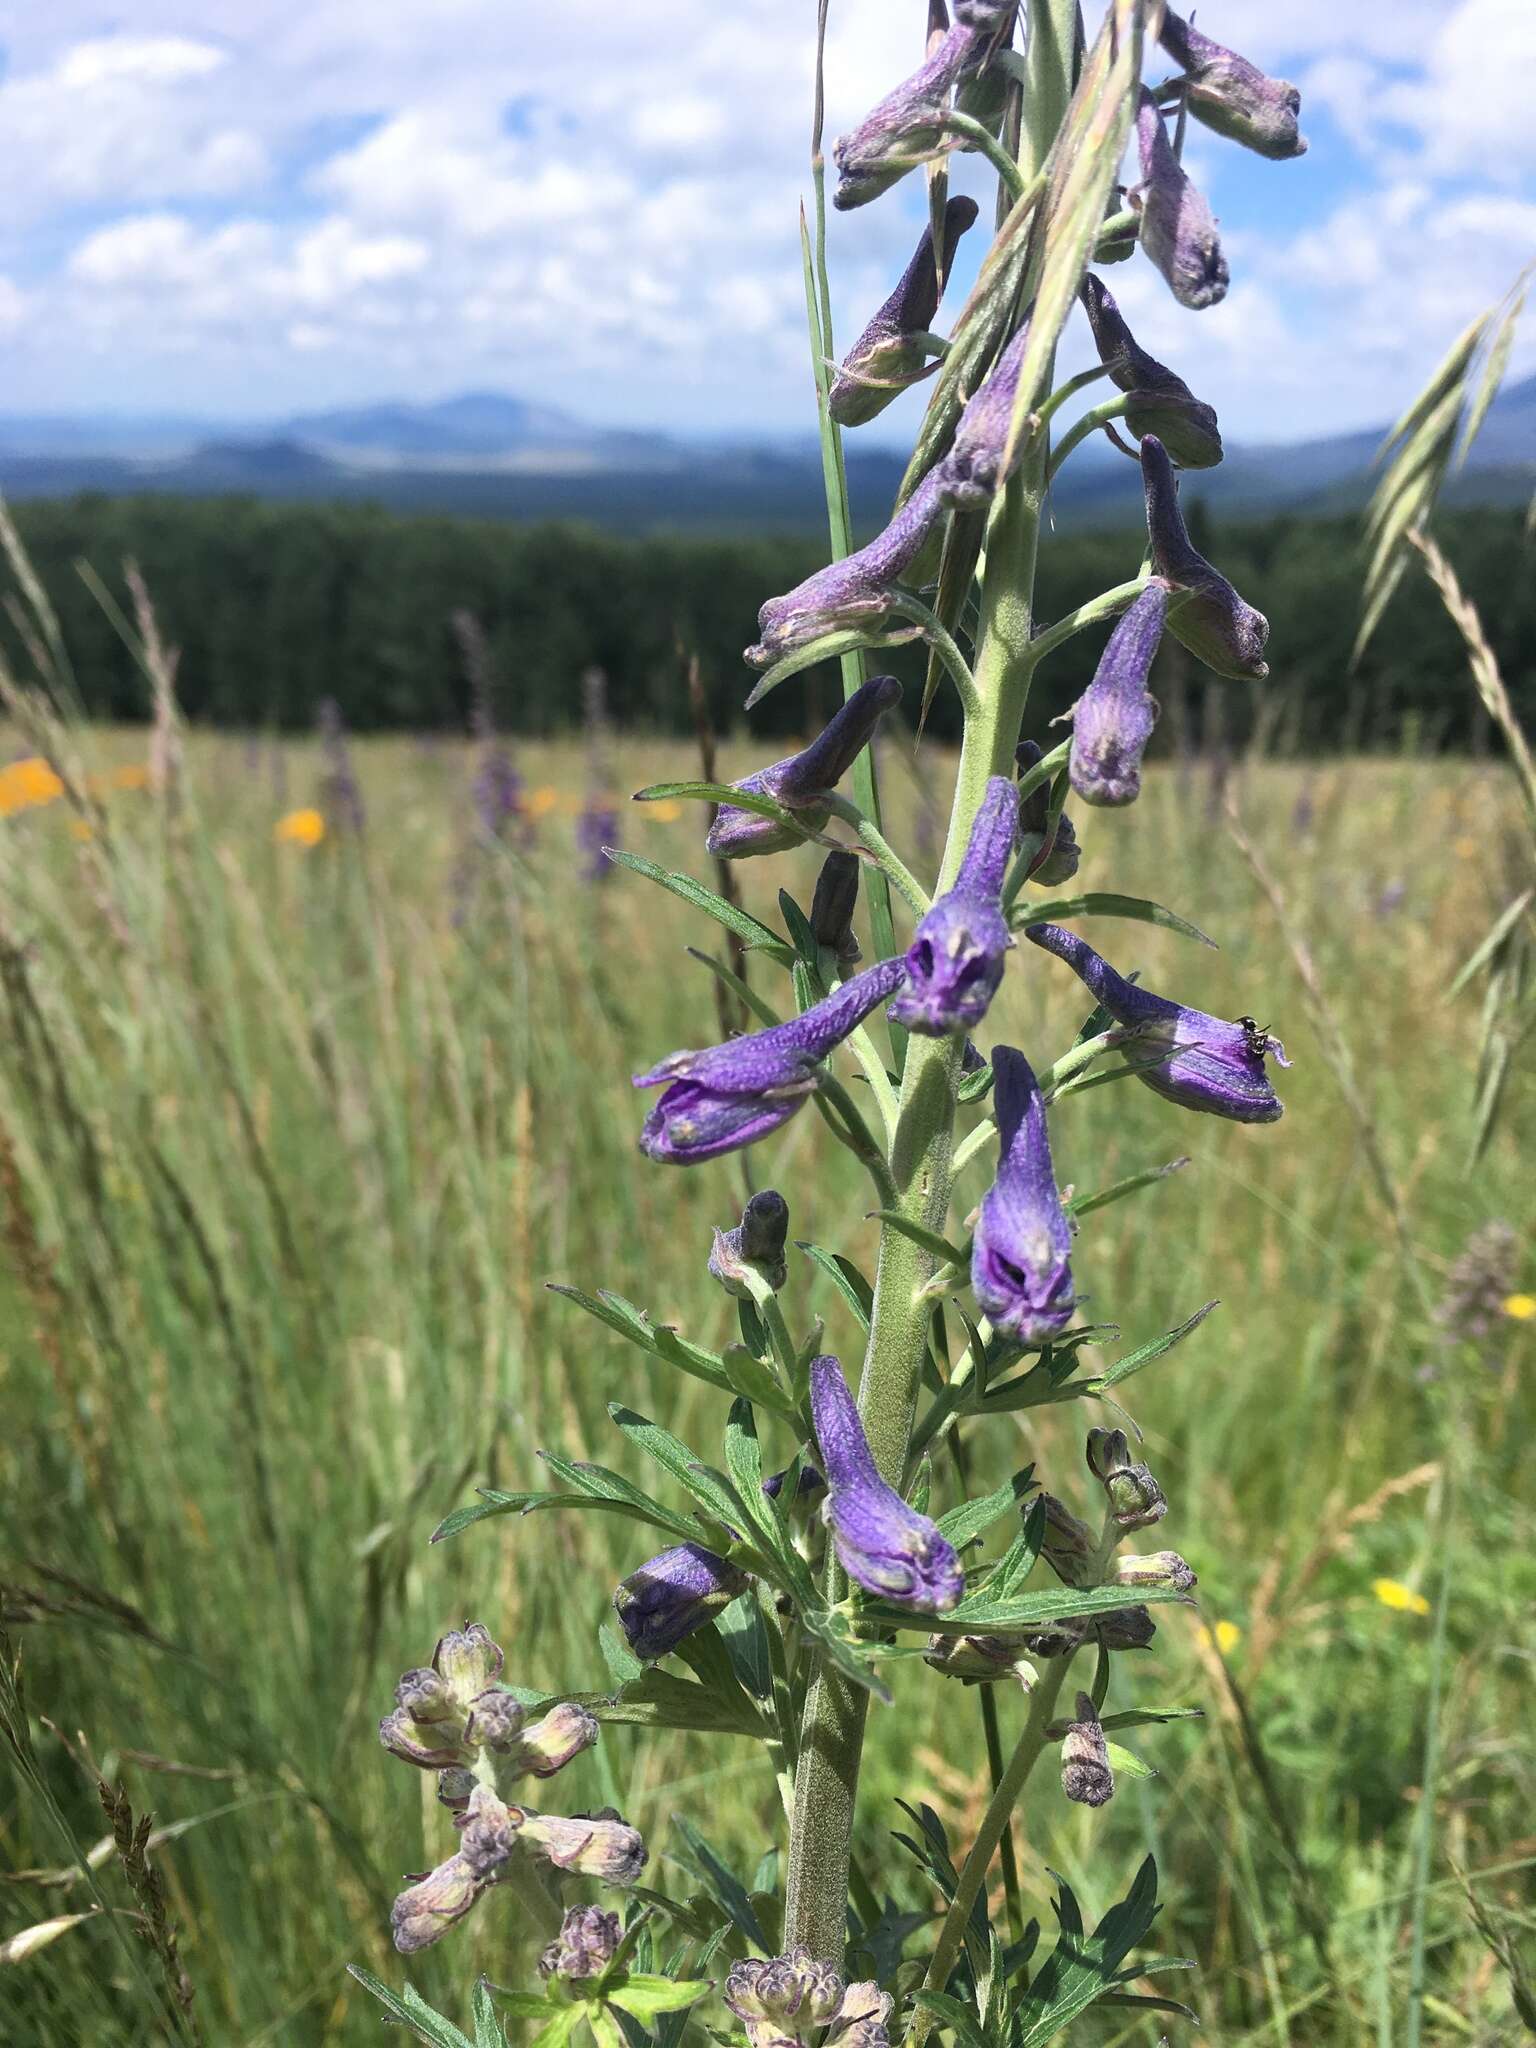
<box><xmin>1159</xmin><ymin>8</ymin><xmax>1308</xmax><ymax>161</ymax></box>
<box><xmin>634</xmin><ymin>956</ymin><xmax>908</xmax><ymax>1164</ymax></box>
<box><xmin>809</xmin><ymin>1355</ymin><xmax>964</xmax><ymax>1610</ymax></box>
<box><xmin>1133</xmin><ymin>89</ymin><xmax>1229</xmax><ymax>311</ymax></box>
<box><xmin>1024</xmin><ymin>921</ymin><xmax>1290</xmax><ymax>1123</ymax></box>
<box><xmin>706</xmin><ymin>676</ymin><xmax>903</xmax><ymax>858</ymax></box>
<box><xmin>1066</xmin><ymin>581</ymin><xmax>1167</xmax><ymax>807</ymax></box>
<box><xmin>971</xmin><ymin>1048</ymin><xmax>1077</xmax><ymax>1345</ymax></box>
<box><xmin>1140</xmin><ymin>434</ymin><xmax>1270</xmax><ymax>679</ymax></box>
<box><xmin>889</xmin><ymin>777</ymin><xmax>1019</xmax><ymax>1036</ymax></box>
<box><xmin>746</xmin><ymin>476</ymin><xmax>945</xmax><ymax>669</ymax></box>
<box><xmin>613</xmin><ymin>1542</ymin><xmax>751</xmax><ymax>1661</ymax></box>
<box><xmin>1079</xmin><ymin>274</ymin><xmax>1223</xmax><ymax>469</ymax></box>
<box><xmin>830</xmin><ymin>197</ymin><xmax>979</xmax><ymax>428</ymax></box>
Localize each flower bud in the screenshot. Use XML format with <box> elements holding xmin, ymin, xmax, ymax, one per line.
<box><xmin>971</xmin><ymin>1053</ymin><xmax>1076</xmax><ymax>1345</ymax></box>
<box><xmin>389</xmin><ymin>1853</ymin><xmax>483</xmax><ymax>1954</ymax></box>
<box><xmin>463</xmin><ymin>1687</ymin><xmax>526</xmax><ymax>1753</ymax></box>
<box><xmin>709</xmin><ymin>1190</ymin><xmax>791</xmax><ymax>1298</ymax></box>
<box><xmin>725</xmin><ymin>1948</ymin><xmax>846</xmax><ymax>2038</ymax></box>
<box><xmin>395</xmin><ymin>1667</ymin><xmax>460</xmax><ymax>1727</ymax></box>
<box><xmin>1086</xmin><ymin>1427</ymin><xmax>1168</xmax><ymax>1530</ymax></box>
<box><xmin>1140</xmin><ymin>435</ymin><xmax>1269</xmax><ymax>679</ymax></box>
<box><xmin>830</xmin><ymin>198</ymin><xmax>979</xmax><ymax>428</ymax></box>
<box><xmin>1134</xmin><ymin>90</ymin><xmax>1228</xmax><ymax>310</ymax></box>
<box><xmin>378</xmin><ymin>1704</ymin><xmax>471</xmax><ymax>1772</ymax></box>
<box><xmin>1039</xmin><ymin>1493</ymin><xmax>1099</xmax><ymax>1587</ymax></box>
<box><xmin>1159</xmin><ymin>8</ymin><xmax>1307</xmax><ymax>161</ymax></box>
<box><xmin>937</xmin><ymin>321</ymin><xmax>1032</xmax><ymax>512</ymax></box>
<box><xmin>832</xmin><ymin>16</ymin><xmax>1008</xmax><ymax>211</ymax></box>
<box><xmin>924</xmin><ymin>1633</ymin><xmax>1039</xmax><ymax>1689</ymax></box>
<box><xmin>810</xmin><ymin>849</ymin><xmax>863</xmax><ymax>966</ymax></box>
<box><xmin>459</xmin><ymin>1782</ymin><xmax>522</xmax><ymax>1873</ymax></box>
<box><xmin>1114</xmin><ymin>1550</ymin><xmax>1197</xmax><ymax>1594</ymax></box>
<box><xmin>540</xmin><ymin>1904</ymin><xmax>622</xmax><ymax>1981</ymax></box>
<box><xmin>1095</xmin><ymin>1604</ymin><xmax>1158</xmax><ymax>1651</ymax></box>
<box><xmin>1067</xmin><ymin>582</ymin><xmax>1166</xmax><ymax>807</ymax></box>
<box><xmin>747</xmin><ymin>483</ymin><xmax>943</xmax><ymax>668</ymax></box>
<box><xmin>1079</xmin><ymin>274</ymin><xmax>1222</xmax><ymax>470</ymax></box>
<box><xmin>830</xmin><ymin>1981</ymin><xmax>895</xmax><ymax>2048</ymax></box>
<box><xmin>707</xmin><ymin>677</ymin><xmax>902</xmax><ymax>855</ymax></box>
<box><xmin>1019</xmin><ymin>1618</ymin><xmax>1092</xmax><ymax>1659</ymax></box>
<box><xmin>520</xmin><ymin>1809</ymin><xmax>648</xmax><ymax>1883</ymax></box>
<box><xmin>614</xmin><ymin>1543</ymin><xmax>751</xmax><ymax>1660</ymax></box>
<box><xmin>1015</xmin><ymin>739</ymin><xmax>1081</xmax><ymax>885</ymax></box>
<box><xmin>512</xmin><ymin>1702</ymin><xmax>600</xmax><ymax>1779</ymax></box>
<box><xmin>1060</xmin><ymin>1692</ymin><xmax>1114</xmax><ymax>1807</ymax></box>
<box><xmin>433</xmin><ymin>1622</ymin><xmax>505</xmax><ymax>1703</ymax></box>
<box><xmin>436</xmin><ymin>1766</ymin><xmax>475</xmax><ymax>1816</ymax></box>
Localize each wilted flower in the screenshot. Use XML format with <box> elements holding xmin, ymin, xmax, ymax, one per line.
<box><xmin>1060</xmin><ymin>1692</ymin><xmax>1115</xmax><ymax>1807</ymax></box>
<box><xmin>540</xmin><ymin>1905</ymin><xmax>622</xmax><ymax>1981</ymax></box>
<box><xmin>746</xmin><ymin>480</ymin><xmax>945</xmax><ymax>669</ymax></box>
<box><xmin>1160</xmin><ymin>8</ymin><xmax>1307</xmax><ymax>160</ymax></box>
<box><xmin>1025</xmin><ymin>921</ymin><xmax>1289</xmax><ymax>1122</ymax></box>
<box><xmin>614</xmin><ymin>1543</ymin><xmax>751</xmax><ymax>1660</ymax></box>
<box><xmin>1086</xmin><ymin>1426</ymin><xmax>1168</xmax><ymax>1530</ymax></box>
<box><xmin>1133</xmin><ymin>90</ymin><xmax>1228</xmax><ymax>310</ymax></box>
<box><xmin>707</xmin><ymin>677</ymin><xmax>902</xmax><ymax>856</ymax></box>
<box><xmin>810</xmin><ymin>848</ymin><xmax>864</xmax><ymax>965</ymax></box>
<box><xmin>830</xmin><ymin>198</ymin><xmax>979</xmax><ymax>427</ymax></box>
<box><xmin>811</xmin><ymin>1355</ymin><xmax>964</xmax><ymax>1610</ymax></box>
<box><xmin>1067</xmin><ymin>582</ymin><xmax>1167</xmax><ymax>807</ymax></box>
<box><xmin>889</xmin><ymin>777</ymin><xmax>1018</xmax><ymax>1035</ymax></box>
<box><xmin>1079</xmin><ymin>273</ymin><xmax>1222</xmax><ymax>468</ymax></box>
<box><xmin>1016</xmin><ymin>739</ymin><xmax>1081</xmax><ymax>885</ymax></box>
<box><xmin>1038</xmin><ymin>1493</ymin><xmax>1099</xmax><ymax>1586</ymax></box>
<box><xmin>709</xmin><ymin>1189</ymin><xmax>791</xmax><ymax>1297</ymax></box>
<box><xmin>832</xmin><ymin>9</ymin><xmax>1015</xmax><ymax>210</ymax></box>
<box><xmin>1095</xmin><ymin>1604</ymin><xmax>1159</xmax><ymax>1650</ymax></box>
<box><xmin>725</xmin><ymin>1948</ymin><xmax>846</xmax><ymax>2043</ymax></box>
<box><xmin>1114</xmin><ymin>1550</ymin><xmax>1197</xmax><ymax>1594</ymax></box>
<box><xmin>971</xmin><ymin>1049</ymin><xmax>1076</xmax><ymax>1343</ymax></box>
<box><xmin>390</xmin><ymin>1784</ymin><xmax>521</xmax><ymax>1954</ymax></box>
<box><xmin>519</xmin><ymin>1809</ymin><xmax>648</xmax><ymax>1883</ymax></box>
<box><xmin>936</xmin><ymin>319</ymin><xmax>1033</xmax><ymax>512</ymax></box>
<box><xmin>1140</xmin><ymin>435</ymin><xmax>1270</xmax><ymax>678</ymax></box>
<box><xmin>510</xmin><ymin>1702</ymin><xmax>600</xmax><ymax>1778</ymax></box>
<box><xmin>924</xmin><ymin>1633</ymin><xmax>1039</xmax><ymax>1689</ymax></box>
<box><xmin>634</xmin><ymin>956</ymin><xmax>908</xmax><ymax>1164</ymax></box>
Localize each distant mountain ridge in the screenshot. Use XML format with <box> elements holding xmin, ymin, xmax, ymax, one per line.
<box><xmin>0</xmin><ymin>377</ymin><xmax>1530</xmax><ymax>534</ymax></box>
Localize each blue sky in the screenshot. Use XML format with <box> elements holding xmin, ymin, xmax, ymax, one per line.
<box><xmin>0</xmin><ymin>0</ymin><xmax>1532</xmax><ymax>446</ymax></box>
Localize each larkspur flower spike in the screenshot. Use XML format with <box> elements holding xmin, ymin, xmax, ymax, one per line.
<box><xmin>634</xmin><ymin>955</ymin><xmax>908</xmax><ymax>1164</ymax></box>
<box><xmin>1160</xmin><ymin>8</ymin><xmax>1307</xmax><ymax>161</ymax></box>
<box><xmin>709</xmin><ymin>1189</ymin><xmax>791</xmax><ymax>1297</ymax></box>
<box><xmin>707</xmin><ymin>676</ymin><xmax>902</xmax><ymax>856</ymax></box>
<box><xmin>889</xmin><ymin>777</ymin><xmax>1019</xmax><ymax>1036</ymax></box>
<box><xmin>810</xmin><ymin>1355</ymin><xmax>964</xmax><ymax>1610</ymax></box>
<box><xmin>830</xmin><ymin>197</ymin><xmax>979</xmax><ymax>428</ymax></box>
<box><xmin>1079</xmin><ymin>273</ymin><xmax>1223</xmax><ymax>469</ymax></box>
<box><xmin>1026</xmin><ymin>920</ymin><xmax>1289</xmax><ymax>1122</ymax></box>
<box><xmin>1067</xmin><ymin>581</ymin><xmax>1167</xmax><ymax>807</ymax></box>
<box><xmin>1141</xmin><ymin>434</ymin><xmax>1270</xmax><ymax>679</ymax></box>
<box><xmin>614</xmin><ymin>1542</ymin><xmax>750</xmax><ymax>1660</ymax></box>
<box><xmin>971</xmin><ymin>1048</ymin><xmax>1077</xmax><ymax>1343</ymax></box>
<box><xmin>1134</xmin><ymin>89</ymin><xmax>1229</xmax><ymax>310</ymax></box>
<box><xmin>746</xmin><ymin>477</ymin><xmax>945</xmax><ymax>670</ymax></box>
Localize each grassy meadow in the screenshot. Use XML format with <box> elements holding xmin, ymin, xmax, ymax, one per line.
<box><xmin>0</xmin><ymin>701</ymin><xmax>1533</xmax><ymax>2044</ymax></box>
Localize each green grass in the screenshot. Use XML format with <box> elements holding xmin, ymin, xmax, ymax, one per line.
<box><xmin>0</xmin><ymin>719</ymin><xmax>1532</xmax><ymax>2046</ymax></box>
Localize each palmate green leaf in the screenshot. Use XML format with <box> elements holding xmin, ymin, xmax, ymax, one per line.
<box><xmin>601</xmin><ymin>849</ymin><xmax>793</xmax><ymax>965</ymax></box>
<box><xmin>1013</xmin><ymin>1856</ymin><xmax>1179</xmax><ymax>2047</ymax></box>
<box><xmin>516</xmin><ymin>1669</ymin><xmax>766</xmax><ymax>1739</ymax></box>
<box><xmin>904</xmin><ymin>1581</ymin><xmax>1181</xmax><ymax>1638</ymax></box>
<box><xmin>670</xmin><ymin>1819</ymin><xmax>771</xmax><ymax>1952</ymax></box>
<box><xmin>937</xmin><ymin>1468</ymin><xmax>1035</xmax><ymax>1549</ymax></box>
<box><xmin>972</xmin><ymin>1495</ymin><xmax>1045</xmax><ymax>1603</ymax></box>
<box><xmin>1085</xmin><ymin>1299</ymin><xmax>1219</xmax><ymax>1392</ymax></box>
<box><xmin>1105</xmin><ymin>1741</ymin><xmax>1156</xmax><ymax>1781</ymax></box>
<box><xmin>346</xmin><ymin>1966</ymin><xmax>477</xmax><ymax>2048</ymax></box>
<box><xmin>486</xmin><ymin>1991</ymin><xmax>556</xmax><ymax>2021</ymax></box>
<box><xmin>527</xmin><ymin>2007</ymin><xmax>584</xmax><ymax>2048</ymax></box>
<box><xmin>794</xmin><ymin>1241</ymin><xmax>874</xmax><ymax>1330</ymax></box>
<box><xmin>1015</xmin><ymin>892</ymin><xmax>1216</xmax><ymax>947</ymax></box>
<box><xmin>603</xmin><ymin>1976</ymin><xmax>713</xmax><ymax>2022</ymax></box>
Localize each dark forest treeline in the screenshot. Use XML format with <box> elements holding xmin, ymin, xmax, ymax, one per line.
<box><xmin>5</xmin><ymin>493</ymin><xmax>1533</xmax><ymax>749</ymax></box>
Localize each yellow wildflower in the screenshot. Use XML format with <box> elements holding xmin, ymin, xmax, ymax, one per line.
<box><xmin>274</xmin><ymin>807</ymin><xmax>326</xmax><ymax>848</ymax></box>
<box><xmin>1452</xmin><ymin>835</ymin><xmax>1477</xmax><ymax>860</ymax></box>
<box><xmin>0</xmin><ymin>756</ymin><xmax>65</xmax><ymax>816</ymax></box>
<box><xmin>69</xmin><ymin>819</ymin><xmax>95</xmax><ymax>843</ymax></box>
<box><xmin>526</xmin><ymin>786</ymin><xmax>561</xmax><ymax>820</ymax></box>
<box><xmin>645</xmin><ymin>799</ymin><xmax>684</xmax><ymax>824</ymax></box>
<box><xmin>111</xmin><ymin>763</ymin><xmax>150</xmax><ymax>792</ymax></box>
<box><xmin>1503</xmin><ymin>1292</ymin><xmax>1536</xmax><ymax>1321</ymax></box>
<box><xmin>1200</xmin><ymin>1620</ymin><xmax>1242</xmax><ymax>1655</ymax></box>
<box><xmin>1372</xmin><ymin>1578</ymin><xmax>1429</xmax><ymax>1616</ymax></box>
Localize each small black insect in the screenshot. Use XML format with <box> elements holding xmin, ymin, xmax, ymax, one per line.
<box><xmin>1236</xmin><ymin>1014</ymin><xmax>1275</xmax><ymax>1058</ymax></box>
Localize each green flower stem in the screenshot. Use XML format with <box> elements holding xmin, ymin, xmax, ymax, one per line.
<box><xmin>884</xmin><ymin>593</ymin><xmax>982</xmax><ymax>719</ymax></box>
<box><xmin>814</xmin><ymin>1077</ymin><xmax>898</xmax><ymax>1210</ymax></box>
<box><xmin>909</xmin><ymin>1657</ymin><xmax>1075</xmax><ymax>2047</ymax></box>
<box><xmin>937</xmin><ymin>112</ymin><xmax>1030</xmax><ymax>202</ymax></box>
<box><xmin>1022</xmin><ymin>574</ymin><xmax>1149</xmax><ymax>673</ymax></box>
<box><xmin>822</xmin><ymin>795</ymin><xmax>931</xmax><ymax>918</ymax></box>
<box><xmin>1046</xmin><ymin>394</ymin><xmax>1132</xmax><ymax>480</ymax></box>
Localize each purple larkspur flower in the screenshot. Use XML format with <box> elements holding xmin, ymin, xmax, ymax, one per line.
<box><xmin>614</xmin><ymin>1543</ymin><xmax>750</xmax><ymax>1660</ymax></box>
<box><xmin>746</xmin><ymin>478</ymin><xmax>945</xmax><ymax>669</ymax></box>
<box><xmin>971</xmin><ymin>1048</ymin><xmax>1077</xmax><ymax>1343</ymax></box>
<box><xmin>1060</xmin><ymin>1692</ymin><xmax>1114</xmax><ymax>1807</ymax></box>
<box><xmin>1134</xmin><ymin>90</ymin><xmax>1229</xmax><ymax>310</ymax></box>
<box><xmin>1079</xmin><ymin>273</ymin><xmax>1223</xmax><ymax>468</ymax></box>
<box><xmin>1160</xmin><ymin>8</ymin><xmax>1307</xmax><ymax>161</ymax></box>
<box><xmin>577</xmin><ymin>799</ymin><xmax>619</xmax><ymax>882</ymax></box>
<box><xmin>1025</xmin><ymin>921</ymin><xmax>1290</xmax><ymax>1122</ymax></box>
<box><xmin>635</xmin><ymin>956</ymin><xmax>908</xmax><ymax>1164</ymax></box>
<box><xmin>709</xmin><ymin>1188</ymin><xmax>791</xmax><ymax>1297</ymax></box>
<box><xmin>832</xmin><ymin>6</ymin><xmax>1016</xmax><ymax>210</ymax></box>
<box><xmin>810</xmin><ymin>848</ymin><xmax>863</xmax><ymax>965</ymax></box>
<box><xmin>809</xmin><ymin>1355</ymin><xmax>964</xmax><ymax>1610</ymax></box>
<box><xmin>830</xmin><ymin>198</ymin><xmax>979</xmax><ymax>427</ymax></box>
<box><xmin>317</xmin><ymin>695</ymin><xmax>365</xmax><ymax>833</ymax></box>
<box><xmin>1016</xmin><ymin>739</ymin><xmax>1082</xmax><ymax>886</ymax></box>
<box><xmin>707</xmin><ymin>677</ymin><xmax>902</xmax><ymax>856</ymax></box>
<box><xmin>889</xmin><ymin>777</ymin><xmax>1018</xmax><ymax>1036</ymax></box>
<box><xmin>1141</xmin><ymin>435</ymin><xmax>1270</xmax><ymax>679</ymax></box>
<box><xmin>936</xmin><ymin>318</ymin><xmax>1033</xmax><ymax>512</ymax></box>
<box><xmin>1067</xmin><ymin>582</ymin><xmax>1167</xmax><ymax>807</ymax></box>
